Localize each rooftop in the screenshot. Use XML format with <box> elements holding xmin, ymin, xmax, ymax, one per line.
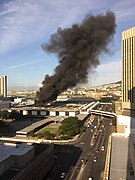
<box><xmin>0</xmin><ymin>142</ymin><xmax>33</xmax><ymax>163</ymax></box>
<box><xmin>16</xmin><ymin>116</ymin><xmax>63</xmax><ymax>134</ymax></box>
<box><xmin>110</xmin><ymin>133</ymin><xmax>129</xmax><ymax>179</ymax></box>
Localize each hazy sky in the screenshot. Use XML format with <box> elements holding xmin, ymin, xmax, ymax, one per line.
<box><xmin>0</xmin><ymin>0</ymin><xmax>135</xmax><ymax>89</ymax></box>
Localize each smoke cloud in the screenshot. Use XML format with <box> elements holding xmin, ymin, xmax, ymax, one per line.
<box><xmin>37</xmin><ymin>11</ymin><xmax>116</xmax><ymax>105</ymax></box>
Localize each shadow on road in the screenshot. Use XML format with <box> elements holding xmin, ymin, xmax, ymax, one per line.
<box><xmin>46</xmin><ymin>144</ymin><xmax>82</xmax><ymax>180</ymax></box>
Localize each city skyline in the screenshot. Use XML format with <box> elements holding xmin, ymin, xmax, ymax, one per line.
<box><xmin>0</xmin><ymin>0</ymin><xmax>135</xmax><ymax>90</ymax></box>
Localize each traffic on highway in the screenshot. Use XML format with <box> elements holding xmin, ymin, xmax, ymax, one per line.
<box><xmin>49</xmin><ymin>112</ymin><xmax>113</xmax><ymax>180</ymax></box>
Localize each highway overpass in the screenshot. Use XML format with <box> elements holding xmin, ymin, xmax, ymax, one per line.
<box><xmin>90</xmin><ymin>109</ymin><xmax>116</xmax><ymax>118</ymax></box>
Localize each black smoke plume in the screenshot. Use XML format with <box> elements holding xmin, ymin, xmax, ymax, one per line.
<box><xmin>37</xmin><ymin>11</ymin><xmax>116</xmax><ymax>105</ymax></box>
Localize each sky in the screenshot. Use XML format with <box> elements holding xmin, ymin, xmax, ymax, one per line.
<box><xmin>0</xmin><ymin>0</ymin><xmax>135</xmax><ymax>90</ymax></box>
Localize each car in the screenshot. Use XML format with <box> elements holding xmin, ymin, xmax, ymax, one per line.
<box><xmin>81</xmin><ymin>159</ymin><xmax>84</xmax><ymax>162</ymax></box>
<box><xmin>91</xmin><ymin>141</ymin><xmax>94</xmax><ymax>146</ymax></box>
<box><xmin>80</xmin><ymin>141</ymin><xmax>85</xmax><ymax>145</ymax></box>
<box><xmin>93</xmin><ymin>156</ymin><xmax>98</xmax><ymax>163</ymax></box>
<box><xmin>88</xmin><ymin>177</ymin><xmax>93</xmax><ymax>180</ymax></box>
<box><xmin>101</xmin><ymin>146</ymin><xmax>105</xmax><ymax>151</ymax></box>
<box><xmin>81</xmin><ymin>159</ymin><xmax>85</xmax><ymax>167</ymax></box>
<box><xmin>60</xmin><ymin>172</ymin><xmax>66</xmax><ymax>179</ymax></box>
<box><xmin>96</xmin><ymin>149</ymin><xmax>99</xmax><ymax>153</ymax></box>
<box><xmin>81</xmin><ymin>159</ymin><xmax>88</xmax><ymax>167</ymax></box>
<box><xmin>54</xmin><ymin>156</ymin><xmax>58</xmax><ymax>160</ymax></box>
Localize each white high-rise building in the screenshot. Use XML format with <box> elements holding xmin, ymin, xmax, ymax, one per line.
<box><xmin>0</xmin><ymin>76</ymin><xmax>7</xmax><ymax>97</ymax></box>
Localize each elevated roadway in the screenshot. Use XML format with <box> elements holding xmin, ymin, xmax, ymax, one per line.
<box><xmin>90</xmin><ymin>109</ymin><xmax>116</xmax><ymax>117</ymax></box>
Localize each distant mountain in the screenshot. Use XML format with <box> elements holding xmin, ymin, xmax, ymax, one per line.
<box><xmin>8</xmin><ymin>86</ymin><xmax>39</xmax><ymax>91</ymax></box>
<box><xmin>114</xmin><ymin>80</ymin><xmax>121</xmax><ymax>84</ymax></box>
<box><xmin>103</xmin><ymin>80</ymin><xmax>121</xmax><ymax>86</ymax></box>
<box><xmin>8</xmin><ymin>81</ymin><xmax>122</xmax><ymax>91</ymax></box>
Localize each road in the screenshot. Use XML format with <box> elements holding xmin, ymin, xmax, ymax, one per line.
<box><xmin>50</xmin><ymin>115</ymin><xmax>113</xmax><ymax>180</ymax></box>
<box><xmin>78</xmin><ymin>119</ymin><xmax>112</xmax><ymax>180</ymax></box>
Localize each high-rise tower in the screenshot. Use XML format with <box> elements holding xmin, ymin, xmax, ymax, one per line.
<box><xmin>117</xmin><ymin>27</ymin><xmax>135</xmax><ymax>134</ymax></box>
<box><xmin>122</xmin><ymin>27</ymin><xmax>135</xmax><ymax>112</ymax></box>
<box><xmin>0</xmin><ymin>76</ymin><xmax>7</xmax><ymax>97</ymax></box>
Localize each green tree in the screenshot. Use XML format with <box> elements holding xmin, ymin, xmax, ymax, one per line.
<box><xmin>43</xmin><ymin>131</ymin><xmax>54</xmax><ymax>140</ymax></box>
<box><xmin>59</xmin><ymin>117</ymin><xmax>81</xmax><ymax>137</ymax></box>
<box><xmin>0</xmin><ymin>110</ymin><xmax>10</xmax><ymax>119</ymax></box>
<box><xmin>37</xmin><ymin>133</ymin><xmax>44</xmax><ymax>138</ymax></box>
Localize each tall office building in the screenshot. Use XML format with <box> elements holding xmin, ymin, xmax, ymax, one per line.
<box><xmin>113</xmin><ymin>27</ymin><xmax>135</xmax><ymax>179</ymax></box>
<box><xmin>122</xmin><ymin>27</ymin><xmax>135</xmax><ymax>111</ymax></box>
<box><xmin>0</xmin><ymin>76</ymin><xmax>7</xmax><ymax>97</ymax></box>
<box><xmin>117</xmin><ymin>27</ymin><xmax>135</xmax><ymax>134</ymax></box>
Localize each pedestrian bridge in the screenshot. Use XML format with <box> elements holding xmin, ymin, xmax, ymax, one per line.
<box><xmin>90</xmin><ymin>109</ymin><xmax>116</xmax><ymax>117</ymax></box>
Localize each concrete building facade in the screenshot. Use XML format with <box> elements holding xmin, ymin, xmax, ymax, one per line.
<box><xmin>0</xmin><ymin>76</ymin><xmax>7</xmax><ymax>98</ymax></box>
